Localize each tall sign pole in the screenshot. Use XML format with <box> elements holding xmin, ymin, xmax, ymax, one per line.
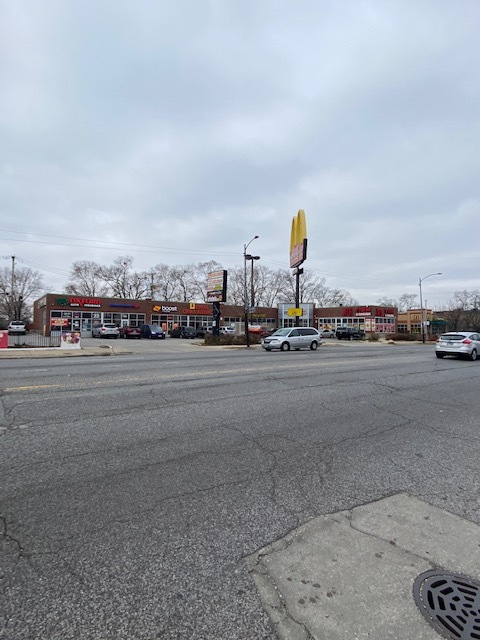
<box><xmin>289</xmin><ymin>210</ymin><xmax>308</xmax><ymax>327</ymax></box>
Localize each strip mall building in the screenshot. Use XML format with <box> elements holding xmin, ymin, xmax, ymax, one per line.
<box><xmin>33</xmin><ymin>294</ymin><xmax>398</xmax><ymax>337</ymax></box>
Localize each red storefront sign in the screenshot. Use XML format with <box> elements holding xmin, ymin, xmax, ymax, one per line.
<box><xmin>69</xmin><ymin>297</ymin><xmax>101</xmax><ymax>308</ymax></box>
<box><xmin>343</xmin><ymin>306</ymin><xmax>372</xmax><ymax>317</ymax></box>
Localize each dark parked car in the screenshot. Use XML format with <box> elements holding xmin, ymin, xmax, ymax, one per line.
<box><xmin>336</xmin><ymin>326</ymin><xmax>365</xmax><ymax>340</ymax></box>
<box><xmin>195</xmin><ymin>326</ymin><xmax>213</xmax><ymax>338</ymax></box>
<box><xmin>140</xmin><ymin>324</ymin><xmax>165</xmax><ymax>339</ymax></box>
<box><xmin>170</xmin><ymin>326</ymin><xmax>196</xmax><ymax>339</ymax></box>
<box><xmin>119</xmin><ymin>325</ymin><xmax>142</xmax><ymax>339</ymax></box>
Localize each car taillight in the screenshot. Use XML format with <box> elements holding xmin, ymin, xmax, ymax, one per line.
<box><xmin>462</xmin><ymin>339</ymin><xmax>471</xmax><ymax>344</ymax></box>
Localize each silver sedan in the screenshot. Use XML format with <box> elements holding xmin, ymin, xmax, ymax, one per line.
<box><xmin>435</xmin><ymin>332</ymin><xmax>480</xmax><ymax>361</ymax></box>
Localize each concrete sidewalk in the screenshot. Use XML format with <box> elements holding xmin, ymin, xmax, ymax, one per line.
<box><xmin>246</xmin><ymin>493</ymin><xmax>480</xmax><ymax>639</ymax></box>
<box><xmin>0</xmin><ymin>345</ymin><xmax>132</xmax><ymax>358</ymax></box>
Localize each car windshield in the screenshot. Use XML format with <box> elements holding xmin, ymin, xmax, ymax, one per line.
<box><xmin>440</xmin><ymin>334</ymin><xmax>466</xmax><ymax>341</ymax></box>
<box><xmin>104</xmin><ymin>324</ymin><xmax>117</xmax><ymax>328</ymax></box>
<box><xmin>149</xmin><ymin>326</ymin><xmax>162</xmax><ymax>330</ymax></box>
<box><xmin>271</xmin><ymin>328</ymin><xmax>290</xmax><ymax>336</ymax></box>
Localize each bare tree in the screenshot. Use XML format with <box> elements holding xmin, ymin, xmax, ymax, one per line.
<box><xmin>151</xmin><ymin>263</ymin><xmax>178</xmax><ymax>301</ymax></box>
<box><xmin>377</xmin><ymin>294</ymin><xmax>417</xmax><ymax>312</ymax></box>
<box><xmin>453</xmin><ymin>290</ymin><xmax>471</xmax><ymax>309</ymax></box>
<box><xmin>398</xmin><ymin>293</ymin><xmax>417</xmax><ymax>311</ymax></box>
<box><xmin>170</xmin><ymin>266</ymin><xmax>197</xmax><ymax>302</ymax></box>
<box><xmin>377</xmin><ymin>296</ymin><xmax>398</xmax><ymax>308</ymax></box>
<box><xmin>99</xmin><ymin>256</ymin><xmax>149</xmax><ymax>299</ymax></box>
<box><xmin>65</xmin><ymin>261</ymin><xmax>109</xmax><ymax>296</ymax></box>
<box><xmin>253</xmin><ymin>265</ymin><xmax>287</xmax><ymax>307</ymax></box>
<box><xmin>0</xmin><ymin>266</ymin><xmax>44</xmax><ymax>324</ymax></box>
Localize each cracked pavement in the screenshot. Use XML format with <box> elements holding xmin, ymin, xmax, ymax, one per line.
<box><xmin>1</xmin><ymin>343</ymin><xmax>480</xmax><ymax>638</ymax></box>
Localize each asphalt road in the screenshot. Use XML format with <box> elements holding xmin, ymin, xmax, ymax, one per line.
<box><xmin>1</xmin><ymin>342</ymin><xmax>479</xmax><ymax>639</ymax></box>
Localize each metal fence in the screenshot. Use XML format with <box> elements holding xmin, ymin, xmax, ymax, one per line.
<box><xmin>7</xmin><ymin>332</ymin><xmax>61</xmax><ymax>348</ymax></box>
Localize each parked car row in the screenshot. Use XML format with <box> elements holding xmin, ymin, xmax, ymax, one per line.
<box><xmin>92</xmin><ymin>324</ymin><xmax>167</xmax><ymax>339</ymax></box>
<box><xmin>92</xmin><ymin>324</ymin><xmax>218</xmax><ymax>339</ymax></box>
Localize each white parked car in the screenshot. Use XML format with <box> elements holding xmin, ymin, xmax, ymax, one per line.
<box><xmin>320</xmin><ymin>328</ymin><xmax>336</xmax><ymax>338</ymax></box>
<box><xmin>8</xmin><ymin>321</ymin><xmax>26</xmax><ymax>334</ymax></box>
<box><xmin>220</xmin><ymin>326</ymin><xmax>236</xmax><ymax>334</ymax></box>
<box><xmin>92</xmin><ymin>323</ymin><xmax>120</xmax><ymax>339</ymax></box>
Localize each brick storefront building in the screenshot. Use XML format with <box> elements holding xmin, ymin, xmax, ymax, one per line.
<box><xmin>32</xmin><ymin>294</ymin><xmax>398</xmax><ymax>337</ymax></box>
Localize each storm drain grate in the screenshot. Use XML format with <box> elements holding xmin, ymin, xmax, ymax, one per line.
<box><xmin>413</xmin><ymin>570</ymin><xmax>480</xmax><ymax>639</ymax></box>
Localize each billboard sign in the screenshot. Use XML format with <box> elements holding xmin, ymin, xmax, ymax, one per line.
<box><xmin>207</xmin><ymin>270</ymin><xmax>228</xmax><ymax>303</ymax></box>
<box><xmin>290</xmin><ymin>209</ymin><xmax>308</xmax><ymax>268</ymax></box>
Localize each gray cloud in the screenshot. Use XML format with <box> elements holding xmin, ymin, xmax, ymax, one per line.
<box><xmin>1</xmin><ymin>0</ymin><xmax>480</xmax><ymax>306</ymax></box>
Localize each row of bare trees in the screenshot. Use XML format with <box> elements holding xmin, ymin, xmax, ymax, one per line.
<box><xmin>64</xmin><ymin>256</ymin><xmax>358</xmax><ymax>307</ymax></box>
<box><xmin>2</xmin><ymin>257</ymin><xmax>479</xmax><ymax>332</ymax></box>
<box><xmin>376</xmin><ymin>294</ymin><xmax>418</xmax><ymax>312</ymax></box>
<box><xmin>440</xmin><ymin>290</ymin><xmax>480</xmax><ymax>331</ymax></box>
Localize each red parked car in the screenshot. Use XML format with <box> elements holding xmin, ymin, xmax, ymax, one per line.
<box><xmin>119</xmin><ymin>325</ymin><xmax>142</xmax><ymax>339</ymax></box>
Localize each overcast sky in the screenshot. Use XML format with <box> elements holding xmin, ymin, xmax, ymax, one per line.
<box><xmin>1</xmin><ymin>0</ymin><xmax>479</xmax><ymax>308</ymax></box>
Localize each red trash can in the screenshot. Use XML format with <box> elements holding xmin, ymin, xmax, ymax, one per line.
<box><xmin>0</xmin><ymin>330</ymin><xmax>8</xmax><ymax>349</ymax></box>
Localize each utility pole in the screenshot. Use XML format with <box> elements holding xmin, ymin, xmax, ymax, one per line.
<box><xmin>243</xmin><ymin>236</ymin><xmax>259</xmax><ymax>348</ymax></box>
<box><xmin>11</xmin><ymin>255</ymin><xmax>16</xmax><ymax>319</ymax></box>
<box><xmin>418</xmin><ymin>273</ymin><xmax>441</xmax><ymax>343</ymax></box>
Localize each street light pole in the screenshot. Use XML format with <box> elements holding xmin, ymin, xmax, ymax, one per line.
<box><xmin>418</xmin><ymin>272</ymin><xmax>442</xmax><ymax>343</ymax></box>
<box><xmin>245</xmin><ymin>255</ymin><xmax>260</xmax><ymax>308</ymax></box>
<box><xmin>243</xmin><ymin>236</ymin><xmax>259</xmax><ymax>348</ymax></box>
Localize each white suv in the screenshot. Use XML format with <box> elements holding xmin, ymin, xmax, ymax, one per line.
<box><xmin>92</xmin><ymin>323</ymin><xmax>120</xmax><ymax>339</ymax></box>
<box><xmin>8</xmin><ymin>321</ymin><xmax>26</xmax><ymax>334</ymax></box>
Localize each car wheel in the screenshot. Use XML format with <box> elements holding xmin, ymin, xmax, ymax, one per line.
<box><xmin>92</xmin><ymin>332</ymin><xmax>95</xmax><ymax>338</ymax></box>
<box><xmin>310</xmin><ymin>341</ymin><xmax>318</xmax><ymax>350</ymax></box>
<box><xmin>280</xmin><ymin>342</ymin><xmax>290</xmax><ymax>351</ymax></box>
<box><xmin>265</xmin><ymin>348</ymin><xmax>271</xmax><ymax>351</ymax></box>
<box><xmin>435</xmin><ymin>352</ymin><xmax>445</xmax><ymax>359</ymax></box>
<box><xmin>337</xmin><ymin>336</ymin><xmax>341</xmax><ymax>340</ymax></box>
<box><xmin>469</xmin><ymin>348</ymin><xmax>477</xmax><ymax>361</ymax></box>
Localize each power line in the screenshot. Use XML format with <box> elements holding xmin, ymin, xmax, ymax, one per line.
<box><xmin>0</xmin><ymin>230</ymin><xmax>240</xmax><ymax>258</ymax></box>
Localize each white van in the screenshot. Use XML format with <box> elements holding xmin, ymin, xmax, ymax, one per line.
<box><xmin>261</xmin><ymin>327</ymin><xmax>322</xmax><ymax>351</ymax></box>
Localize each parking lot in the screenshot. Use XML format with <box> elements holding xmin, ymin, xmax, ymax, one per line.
<box><xmin>82</xmin><ymin>334</ymin><xmax>210</xmax><ymax>354</ymax></box>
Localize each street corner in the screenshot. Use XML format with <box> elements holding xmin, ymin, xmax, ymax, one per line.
<box><xmin>245</xmin><ymin>493</ymin><xmax>480</xmax><ymax>640</ymax></box>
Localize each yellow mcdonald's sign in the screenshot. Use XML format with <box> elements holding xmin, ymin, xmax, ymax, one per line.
<box><xmin>287</xmin><ymin>308</ymin><xmax>303</xmax><ymax>317</ymax></box>
<box><xmin>290</xmin><ymin>209</ymin><xmax>308</xmax><ymax>268</ymax></box>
